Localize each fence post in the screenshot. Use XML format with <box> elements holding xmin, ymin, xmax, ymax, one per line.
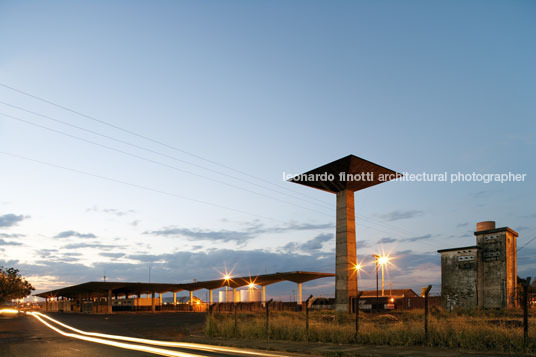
<box><xmin>305</xmin><ymin>295</ymin><xmax>313</xmax><ymax>342</ymax></box>
<box><xmin>522</xmin><ymin>277</ymin><xmax>531</xmax><ymax>351</ymax></box>
<box><xmin>265</xmin><ymin>299</ymin><xmax>273</xmax><ymax>338</ymax></box>
<box><xmin>422</xmin><ymin>285</ymin><xmax>432</xmax><ymax>344</ymax></box>
<box><xmin>355</xmin><ymin>291</ymin><xmax>363</xmax><ymax>342</ymax></box>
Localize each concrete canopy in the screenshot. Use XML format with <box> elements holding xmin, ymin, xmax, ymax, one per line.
<box><xmin>35</xmin><ymin>271</ymin><xmax>334</xmax><ymax>299</ymax></box>
<box><xmin>288</xmin><ymin>154</ymin><xmax>401</xmax><ymax>193</ymax></box>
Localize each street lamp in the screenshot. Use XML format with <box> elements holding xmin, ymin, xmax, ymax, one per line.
<box><xmin>372</xmin><ymin>254</ymin><xmax>389</xmax><ymax>296</ymax></box>
<box><xmin>372</xmin><ymin>254</ymin><xmax>380</xmax><ymax>308</ymax></box>
<box><xmin>354</xmin><ymin>262</ymin><xmax>362</xmax><ymax>297</ymax></box>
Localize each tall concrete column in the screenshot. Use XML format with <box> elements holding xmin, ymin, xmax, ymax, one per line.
<box><xmin>107</xmin><ymin>289</ymin><xmax>112</xmax><ymax>314</ymax></box>
<box><xmin>173</xmin><ymin>292</ymin><xmax>177</xmax><ymax>310</ymax></box>
<box><xmin>189</xmin><ymin>291</ymin><xmax>193</xmax><ymax>304</ymax></box>
<box><xmin>159</xmin><ymin>293</ymin><xmax>163</xmax><ymax>307</ymax></box>
<box><xmin>335</xmin><ymin>190</ymin><xmax>357</xmax><ymax>312</ymax></box>
<box><xmin>233</xmin><ymin>288</ymin><xmax>238</xmax><ymax>303</ymax></box>
<box><xmin>297</xmin><ymin>283</ymin><xmax>302</xmax><ymax>305</ymax></box>
<box><xmin>79</xmin><ymin>294</ymin><xmax>83</xmax><ymax>313</ymax></box>
<box><xmin>151</xmin><ymin>292</ymin><xmax>155</xmax><ymax>313</ymax></box>
<box><xmin>209</xmin><ymin>290</ymin><xmax>213</xmax><ymax>304</ymax></box>
<box><xmin>261</xmin><ymin>286</ymin><xmax>266</xmax><ymax>304</ymax></box>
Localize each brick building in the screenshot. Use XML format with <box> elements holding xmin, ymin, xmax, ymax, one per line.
<box><xmin>438</xmin><ymin>221</ymin><xmax>518</xmax><ymax>310</ymax></box>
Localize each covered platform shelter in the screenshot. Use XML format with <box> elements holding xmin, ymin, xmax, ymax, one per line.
<box><xmin>35</xmin><ymin>271</ymin><xmax>334</xmax><ymax>313</ymax></box>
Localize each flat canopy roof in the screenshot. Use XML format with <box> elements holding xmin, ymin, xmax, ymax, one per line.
<box><xmin>35</xmin><ymin>271</ymin><xmax>334</xmax><ymax>299</ymax></box>
<box><xmin>288</xmin><ymin>155</ymin><xmax>401</xmax><ymax>193</ymax></box>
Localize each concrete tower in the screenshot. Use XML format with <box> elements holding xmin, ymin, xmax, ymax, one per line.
<box><xmin>289</xmin><ymin>155</ymin><xmax>400</xmax><ymax>312</ymax></box>
<box><xmin>474</xmin><ymin>221</ymin><xmax>518</xmax><ymax>309</ymax></box>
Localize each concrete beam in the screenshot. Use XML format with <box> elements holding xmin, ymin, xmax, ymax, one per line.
<box><xmin>151</xmin><ymin>291</ymin><xmax>155</xmax><ymax>313</ymax></box>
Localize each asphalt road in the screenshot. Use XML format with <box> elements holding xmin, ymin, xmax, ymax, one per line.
<box><xmin>0</xmin><ymin>312</ymin><xmax>295</xmax><ymax>357</ymax></box>
<box><xmin>0</xmin><ymin>313</ymin><xmax>147</xmax><ymax>356</ymax></box>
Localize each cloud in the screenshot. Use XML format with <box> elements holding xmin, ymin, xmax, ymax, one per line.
<box><xmin>145</xmin><ymin>227</ymin><xmax>253</xmax><ymax>244</ymax></box>
<box><xmin>62</xmin><ymin>243</ymin><xmax>119</xmax><ymax>250</ymax></box>
<box><xmin>0</xmin><ymin>213</ymin><xmax>26</xmax><ymax>228</ymax></box>
<box><xmin>0</xmin><ymin>238</ymin><xmax>22</xmax><ymax>246</ymax></box>
<box><xmin>37</xmin><ymin>249</ymin><xmax>59</xmax><ymax>258</ymax></box>
<box><xmin>100</xmin><ymin>252</ymin><xmax>125</xmax><ymax>259</ymax></box>
<box><xmin>377</xmin><ymin>237</ymin><xmax>397</xmax><ymax>244</ymax></box>
<box><xmin>378</xmin><ymin>210</ymin><xmax>423</xmax><ymax>222</ymax></box>
<box><xmin>130</xmin><ymin>220</ymin><xmax>140</xmax><ymax>227</ymax></box>
<box><xmin>400</xmin><ymin>234</ymin><xmax>433</xmax><ymax>242</ymax></box>
<box><xmin>144</xmin><ymin>221</ymin><xmax>334</xmax><ymax>245</ymax></box>
<box><xmin>4</xmin><ymin>247</ymin><xmax>447</xmax><ymax>297</ymax></box>
<box><xmin>301</xmin><ymin>233</ymin><xmax>334</xmax><ymax>251</ymax></box>
<box><xmin>279</xmin><ymin>233</ymin><xmax>335</xmax><ymax>254</ymax></box>
<box><xmin>86</xmin><ymin>206</ymin><xmax>135</xmax><ymax>217</ymax></box>
<box><xmin>0</xmin><ymin>233</ymin><xmax>25</xmax><ymax>238</ymax></box>
<box><xmin>456</xmin><ymin>222</ymin><xmax>469</xmax><ymax>228</ymax></box>
<box><xmin>54</xmin><ymin>231</ymin><xmax>97</xmax><ymax>239</ymax></box>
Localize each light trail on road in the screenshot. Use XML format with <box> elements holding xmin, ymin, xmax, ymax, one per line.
<box><xmin>28</xmin><ymin>312</ymin><xmax>214</xmax><ymax>357</ymax></box>
<box><xmin>30</xmin><ymin>312</ymin><xmax>288</xmax><ymax>357</ymax></box>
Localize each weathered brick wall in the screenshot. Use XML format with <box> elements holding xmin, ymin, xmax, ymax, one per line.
<box><xmin>440</xmin><ymin>248</ymin><xmax>479</xmax><ymax>310</ymax></box>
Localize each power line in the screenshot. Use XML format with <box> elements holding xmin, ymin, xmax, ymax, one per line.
<box><xmin>0</xmin><ymin>100</ymin><xmax>334</xmax><ymax>211</ymax></box>
<box><xmin>0</xmin><ymin>109</ymin><xmax>428</xmax><ymax>241</ymax></box>
<box><xmin>518</xmin><ymin>236</ymin><xmax>536</xmax><ymax>252</ymax></box>
<box><xmin>0</xmin><ymin>150</ymin><xmax>419</xmax><ymax>239</ymax></box>
<box><xmin>0</xmin><ymin>83</ymin><xmax>432</xmax><ymax>241</ymax></box>
<box><xmin>0</xmin><ymin>111</ymin><xmax>335</xmax><ymax>217</ymax></box>
<box><xmin>0</xmin><ymin>151</ymin><xmax>276</xmax><ymax>222</ymax></box>
<box><xmin>0</xmin><ymin>82</ymin><xmax>332</xmax><ymax>206</ymax></box>
<box><xmin>0</xmin><ymin>100</ymin><xmax>424</xmax><ymax>238</ymax></box>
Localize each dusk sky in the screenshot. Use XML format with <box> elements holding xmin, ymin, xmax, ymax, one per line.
<box><xmin>0</xmin><ymin>1</ymin><xmax>534</xmax><ymax>300</ymax></box>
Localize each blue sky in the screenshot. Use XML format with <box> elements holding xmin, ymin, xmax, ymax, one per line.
<box><xmin>0</xmin><ymin>1</ymin><xmax>534</xmax><ymax>300</ymax></box>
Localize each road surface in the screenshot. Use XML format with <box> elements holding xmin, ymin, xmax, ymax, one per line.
<box><xmin>0</xmin><ymin>312</ymin><xmax>295</xmax><ymax>357</ymax></box>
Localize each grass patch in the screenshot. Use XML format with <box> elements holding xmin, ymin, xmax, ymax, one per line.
<box><xmin>205</xmin><ymin>309</ymin><xmax>536</xmax><ymax>353</ymax></box>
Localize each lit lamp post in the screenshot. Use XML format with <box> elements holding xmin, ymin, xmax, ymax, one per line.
<box><xmin>372</xmin><ymin>254</ymin><xmax>390</xmax><ymax>309</ymax></box>
<box><xmin>354</xmin><ymin>262</ymin><xmax>362</xmax><ymax>294</ymax></box>
<box><xmin>378</xmin><ymin>255</ymin><xmax>389</xmax><ymax>297</ymax></box>
<box><xmin>372</xmin><ymin>254</ymin><xmax>379</xmax><ymax>308</ymax></box>
<box><xmin>354</xmin><ymin>263</ymin><xmax>362</xmax><ymax>312</ymax></box>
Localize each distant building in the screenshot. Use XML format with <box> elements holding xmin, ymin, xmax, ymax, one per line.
<box><xmin>438</xmin><ymin>221</ymin><xmax>518</xmax><ymax>310</ymax></box>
